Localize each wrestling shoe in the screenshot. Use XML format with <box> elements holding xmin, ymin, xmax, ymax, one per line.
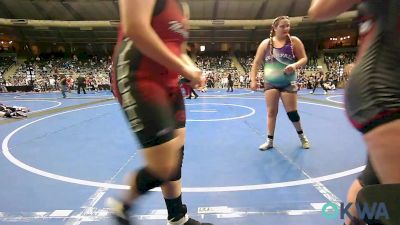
<box><xmin>259</xmin><ymin>138</ymin><xmax>273</xmax><ymax>151</ymax></box>
<box><xmin>299</xmin><ymin>134</ymin><xmax>310</xmax><ymax>149</ymax></box>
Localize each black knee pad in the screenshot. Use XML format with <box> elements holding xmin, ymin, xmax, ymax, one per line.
<box><xmin>135</xmin><ymin>167</ymin><xmax>164</xmax><ymax>194</ymax></box>
<box><xmin>287</xmin><ymin>110</ymin><xmax>300</xmax><ymax>122</ymax></box>
<box><xmin>169</xmin><ymin>146</ymin><xmax>184</xmax><ymax>181</ymax></box>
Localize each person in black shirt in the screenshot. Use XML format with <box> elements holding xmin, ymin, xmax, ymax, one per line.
<box><xmin>310</xmin><ymin>71</ymin><xmax>328</xmax><ymax>94</ymax></box>
<box><xmin>60</xmin><ymin>74</ymin><xmax>67</xmax><ymax>98</ymax></box>
<box><xmin>227</xmin><ymin>73</ymin><xmax>233</xmax><ymax>92</ymax></box>
<box><xmin>186</xmin><ymin>86</ymin><xmax>199</xmax><ymax>99</ymax></box>
<box><xmin>180</xmin><ymin>77</ymin><xmax>199</xmax><ymax>99</ymax></box>
<box><xmin>76</xmin><ymin>74</ymin><xmax>86</xmax><ymax>94</ymax></box>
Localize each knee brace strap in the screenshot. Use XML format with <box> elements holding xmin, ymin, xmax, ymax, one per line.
<box><xmin>287</xmin><ymin>110</ymin><xmax>300</xmax><ymax>122</ymax></box>
<box><xmin>135</xmin><ymin>167</ymin><xmax>164</xmax><ymax>194</ymax></box>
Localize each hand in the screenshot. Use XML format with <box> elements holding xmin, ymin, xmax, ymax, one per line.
<box><xmin>183</xmin><ymin>65</ymin><xmax>203</xmax><ymax>88</ymax></box>
<box><xmin>192</xmin><ymin>76</ymin><xmax>206</xmax><ymax>89</ymax></box>
<box><xmin>250</xmin><ymin>80</ymin><xmax>257</xmax><ymax>91</ymax></box>
<box><xmin>284</xmin><ymin>64</ymin><xmax>297</xmax><ymax>74</ymax></box>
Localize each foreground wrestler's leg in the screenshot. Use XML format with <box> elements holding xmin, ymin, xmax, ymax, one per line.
<box><xmin>160</xmin><ymin>126</ymin><xmax>213</xmax><ymax>225</ymax></box>
<box><xmin>364</xmin><ymin>120</ymin><xmax>400</xmax><ymax>184</ymax></box>
<box><xmin>345</xmin><ymin>180</ymin><xmax>364</xmax><ymax>225</ymax></box>
<box><xmin>161</xmin><ymin>128</ymin><xmax>186</xmax><ymax>223</ymax></box>
<box><xmin>109</xmin><ymin>134</ymin><xmax>183</xmax><ymax>225</ymax></box>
